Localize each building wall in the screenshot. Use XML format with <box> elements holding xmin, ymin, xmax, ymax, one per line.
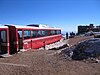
<box><xmin>78</xmin><ymin>26</ymin><xmax>90</xmax><ymax>34</ymax></box>
<box><xmin>78</xmin><ymin>24</ymin><xmax>94</xmax><ymax>34</ymax></box>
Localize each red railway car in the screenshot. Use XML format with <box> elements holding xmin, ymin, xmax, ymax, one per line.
<box><xmin>0</xmin><ymin>26</ymin><xmax>9</xmax><ymax>54</ymax></box>
<box><xmin>0</xmin><ymin>24</ymin><xmax>62</xmax><ymax>55</ymax></box>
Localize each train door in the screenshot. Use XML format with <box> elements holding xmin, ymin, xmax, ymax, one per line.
<box><xmin>8</xmin><ymin>26</ymin><xmax>17</xmax><ymax>54</ymax></box>
<box><xmin>0</xmin><ymin>30</ymin><xmax>7</xmax><ymax>54</ymax></box>
<box><xmin>18</xmin><ymin>30</ymin><xmax>23</xmax><ymax>50</ymax></box>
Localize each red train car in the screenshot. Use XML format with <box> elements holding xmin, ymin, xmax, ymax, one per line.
<box><xmin>0</xmin><ymin>26</ymin><xmax>9</xmax><ymax>54</ymax></box>
<box><xmin>0</xmin><ymin>25</ymin><xmax>62</xmax><ymax>55</ymax></box>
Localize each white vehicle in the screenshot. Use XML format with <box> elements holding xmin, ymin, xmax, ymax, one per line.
<box><xmin>93</xmin><ymin>32</ymin><xmax>100</xmax><ymax>38</ymax></box>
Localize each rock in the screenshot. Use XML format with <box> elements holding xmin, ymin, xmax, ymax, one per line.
<box><xmin>60</xmin><ymin>38</ymin><xmax>100</xmax><ymax>60</ymax></box>
<box><xmin>59</xmin><ymin>47</ymin><xmax>74</xmax><ymax>60</ymax></box>
<box><xmin>72</xmin><ymin>38</ymin><xmax>100</xmax><ymax>60</ymax></box>
<box><xmin>95</xmin><ymin>59</ymin><xmax>100</xmax><ymax>63</ymax></box>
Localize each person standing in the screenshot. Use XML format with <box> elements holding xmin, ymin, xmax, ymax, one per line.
<box><xmin>66</xmin><ymin>32</ymin><xmax>68</xmax><ymax>39</ymax></box>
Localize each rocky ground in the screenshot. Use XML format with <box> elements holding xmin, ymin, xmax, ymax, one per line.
<box><xmin>0</xmin><ymin>35</ymin><xmax>100</xmax><ymax>75</ymax></box>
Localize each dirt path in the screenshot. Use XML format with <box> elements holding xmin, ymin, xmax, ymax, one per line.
<box><xmin>68</xmin><ymin>36</ymin><xmax>93</xmax><ymax>46</ymax></box>
<box><xmin>0</xmin><ymin>36</ymin><xmax>100</xmax><ymax>75</ymax></box>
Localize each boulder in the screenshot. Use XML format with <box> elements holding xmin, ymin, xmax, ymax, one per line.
<box><xmin>72</xmin><ymin>38</ymin><xmax>100</xmax><ymax>60</ymax></box>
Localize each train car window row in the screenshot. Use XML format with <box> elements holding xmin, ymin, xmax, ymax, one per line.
<box><xmin>22</xmin><ymin>30</ymin><xmax>61</xmax><ymax>39</ymax></box>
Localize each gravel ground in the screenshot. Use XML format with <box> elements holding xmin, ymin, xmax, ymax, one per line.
<box><xmin>0</xmin><ymin>35</ymin><xmax>100</xmax><ymax>75</ymax></box>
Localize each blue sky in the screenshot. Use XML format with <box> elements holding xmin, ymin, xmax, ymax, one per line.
<box><xmin>0</xmin><ymin>0</ymin><xmax>100</xmax><ymax>32</ymax></box>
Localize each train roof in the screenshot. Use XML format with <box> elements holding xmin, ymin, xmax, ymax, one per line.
<box><xmin>4</xmin><ymin>24</ymin><xmax>61</xmax><ymax>30</ymax></box>
<box><xmin>15</xmin><ymin>25</ymin><xmax>61</xmax><ymax>30</ymax></box>
<box><xmin>0</xmin><ymin>25</ymin><xmax>8</xmax><ymax>28</ymax></box>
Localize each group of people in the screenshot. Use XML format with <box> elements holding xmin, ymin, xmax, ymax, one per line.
<box><xmin>65</xmin><ymin>32</ymin><xmax>75</xmax><ymax>39</ymax></box>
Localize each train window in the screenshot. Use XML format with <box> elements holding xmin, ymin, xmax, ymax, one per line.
<box><xmin>57</xmin><ymin>30</ymin><xmax>61</xmax><ymax>34</ymax></box>
<box><xmin>50</xmin><ymin>30</ymin><xmax>52</xmax><ymax>35</ymax></box>
<box><xmin>59</xmin><ymin>30</ymin><xmax>61</xmax><ymax>34</ymax></box>
<box><xmin>50</xmin><ymin>30</ymin><xmax>56</xmax><ymax>35</ymax></box>
<box><xmin>24</xmin><ymin>30</ymin><xmax>31</xmax><ymax>39</ymax></box>
<box><xmin>56</xmin><ymin>30</ymin><xmax>58</xmax><ymax>34</ymax></box>
<box><xmin>32</xmin><ymin>30</ymin><xmax>37</xmax><ymax>38</ymax></box>
<box><xmin>37</xmin><ymin>30</ymin><xmax>41</xmax><ymax>37</ymax></box>
<box><xmin>50</xmin><ymin>31</ymin><xmax>52</xmax><ymax>35</ymax></box>
<box><xmin>41</xmin><ymin>30</ymin><xmax>45</xmax><ymax>36</ymax></box>
<box><xmin>57</xmin><ymin>30</ymin><xmax>59</xmax><ymax>34</ymax></box>
<box><xmin>55</xmin><ymin>30</ymin><xmax>57</xmax><ymax>35</ymax></box>
<box><xmin>18</xmin><ymin>30</ymin><xmax>22</xmax><ymax>39</ymax></box>
<box><xmin>1</xmin><ymin>30</ymin><xmax>6</xmax><ymax>42</ymax></box>
<box><xmin>45</xmin><ymin>30</ymin><xmax>48</xmax><ymax>36</ymax></box>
